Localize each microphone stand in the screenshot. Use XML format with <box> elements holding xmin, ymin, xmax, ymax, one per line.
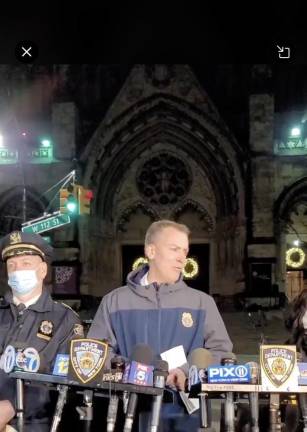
<box><xmin>299</xmin><ymin>394</ymin><xmax>307</xmax><ymax>432</ymax></box>
<box><xmin>76</xmin><ymin>389</ymin><xmax>93</xmax><ymax>432</ymax></box>
<box><xmin>50</xmin><ymin>384</ymin><xmax>69</xmax><ymax>432</ymax></box>
<box><xmin>198</xmin><ymin>393</ymin><xmax>212</xmax><ymax>431</ymax></box>
<box><xmin>247</xmin><ymin>362</ymin><xmax>259</xmax><ymax>432</ymax></box>
<box><xmin>224</xmin><ymin>391</ymin><xmax>235</xmax><ymax>432</ymax></box>
<box><xmin>269</xmin><ymin>393</ymin><xmax>282</xmax><ymax>432</ymax></box>
<box><xmin>221</xmin><ymin>357</ymin><xmax>236</xmax><ymax>432</ymax></box>
<box><xmin>16</xmin><ymin>378</ymin><xmax>24</xmax><ymax>432</ymax></box>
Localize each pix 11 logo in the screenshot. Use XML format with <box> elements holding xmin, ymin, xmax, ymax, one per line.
<box><xmin>208</xmin><ymin>364</ymin><xmax>251</xmax><ymax>383</ymax></box>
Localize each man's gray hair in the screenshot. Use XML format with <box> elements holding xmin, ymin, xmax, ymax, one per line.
<box><xmin>145</xmin><ymin>220</ymin><xmax>190</xmax><ymax>246</ymax></box>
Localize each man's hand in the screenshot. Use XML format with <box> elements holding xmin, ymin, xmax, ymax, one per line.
<box><xmin>166</xmin><ymin>368</ymin><xmax>187</xmax><ymax>391</ymax></box>
<box><xmin>0</xmin><ymin>400</ymin><xmax>15</xmax><ymax>431</ymax></box>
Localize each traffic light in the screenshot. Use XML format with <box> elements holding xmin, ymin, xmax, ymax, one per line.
<box><xmin>59</xmin><ymin>186</ymin><xmax>78</xmax><ymax>214</ymax></box>
<box><xmin>80</xmin><ymin>187</ymin><xmax>93</xmax><ymax>215</ymax></box>
<box><xmin>59</xmin><ymin>184</ymin><xmax>93</xmax><ymax>215</ymax></box>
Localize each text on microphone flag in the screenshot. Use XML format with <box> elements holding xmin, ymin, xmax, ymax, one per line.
<box><xmin>69</xmin><ymin>338</ymin><xmax>108</xmax><ymax>384</ymax></box>
<box><xmin>1</xmin><ymin>345</ymin><xmax>40</xmax><ymax>373</ymax></box>
<box><xmin>123</xmin><ymin>361</ymin><xmax>154</xmax><ymax>386</ymax></box>
<box><xmin>207</xmin><ymin>364</ymin><xmax>251</xmax><ymax>383</ymax></box>
<box><xmin>53</xmin><ymin>354</ymin><xmax>69</xmax><ymax>376</ymax></box>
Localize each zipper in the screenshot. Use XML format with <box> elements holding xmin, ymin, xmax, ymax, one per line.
<box><xmin>154</xmin><ymin>283</ymin><xmax>161</xmax><ymax>354</ymax></box>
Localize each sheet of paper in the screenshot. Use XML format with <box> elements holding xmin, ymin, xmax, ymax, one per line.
<box><xmin>160</xmin><ymin>345</ymin><xmax>187</xmax><ymax>370</ymax></box>
<box><xmin>179</xmin><ymin>391</ymin><xmax>199</xmax><ymax>414</ymax></box>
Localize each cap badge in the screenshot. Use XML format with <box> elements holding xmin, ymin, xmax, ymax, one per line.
<box><xmin>9</xmin><ymin>232</ymin><xmax>22</xmax><ymax>245</ymax></box>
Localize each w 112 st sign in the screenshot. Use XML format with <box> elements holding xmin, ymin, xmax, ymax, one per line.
<box><xmin>21</xmin><ymin>213</ymin><xmax>71</xmax><ymax>234</ymax></box>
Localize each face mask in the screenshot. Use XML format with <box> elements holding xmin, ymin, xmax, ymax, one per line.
<box><xmin>8</xmin><ymin>270</ymin><xmax>38</xmax><ymax>295</ymax></box>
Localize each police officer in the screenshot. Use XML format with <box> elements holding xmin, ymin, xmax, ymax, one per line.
<box><xmin>0</xmin><ymin>231</ymin><xmax>83</xmax><ymax>432</ymax></box>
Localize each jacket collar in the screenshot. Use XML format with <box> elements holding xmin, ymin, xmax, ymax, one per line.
<box><xmin>4</xmin><ymin>288</ymin><xmax>53</xmax><ymax>312</ymax></box>
<box><xmin>127</xmin><ymin>264</ymin><xmax>187</xmax><ymax>296</ymax></box>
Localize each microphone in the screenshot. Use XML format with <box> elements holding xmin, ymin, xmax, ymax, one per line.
<box><xmin>106</xmin><ymin>355</ymin><xmax>126</xmax><ymax>432</ymax></box>
<box><xmin>2</xmin><ymin>344</ymin><xmax>40</xmax><ymax>373</ymax></box>
<box><xmin>187</xmin><ymin>348</ymin><xmax>215</xmax><ymax>429</ymax></box>
<box><xmin>188</xmin><ymin>348</ymin><xmax>214</xmax><ymax>390</ymax></box>
<box><xmin>123</xmin><ymin>344</ymin><xmax>154</xmax><ymax>386</ymax></box>
<box><xmin>123</xmin><ymin>344</ymin><xmax>154</xmax><ymax>432</ymax></box>
<box><xmin>149</xmin><ymin>360</ymin><xmax>168</xmax><ymax>432</ymax></box>
<box><xmin>221</xmin><ymin>353</ymin><xmax>237</xmax><ymax>432</ymax></box>
<box><xmin>103</xmin><ymin>355</ymin><xmax>126</xmax><ymax>382</ymax></box>
<box><xmin>246</xmin><ymin>361</ymin><xmax>259</xmax><ymax>432</ymax></box>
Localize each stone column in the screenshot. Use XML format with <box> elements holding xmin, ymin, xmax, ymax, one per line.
<box><xmin>80</xmin><ymin>218</ymin><xmax>121</xmax><ymax>297</ymax></box>
<box><xmin>276</xmin><ymin>229</ymin><xmax>287</xmax><ymax>294</ymax></box>
<box><xmin>52</xmin><ymin>102</ymin><xmax>77</xmax><ymax>160</ymax></box>
<box><xmin>248</xmin><ymin>92</ymin><xmax>276</xmax><ymax>296</ymax></box>
<box><xmin>249</xmin><ymin>93</ymin><xmax>275</xmax><ymax>237</ymax></box>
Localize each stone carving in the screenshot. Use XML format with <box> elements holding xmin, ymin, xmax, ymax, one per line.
<box><xmin>172</xmin><ymin>199</ymin><xmax>214</xmax><ymax>232</ymax></box>
<box><xmin>145</xmin><ymin>65</ymin><xmax>174</xmax><ymax>88</ymax></box>
<box><xmin>117</xmin><ymin>201</ymin><xmax>159</xmax><ymax>233</ymax></box>
<box><xmin>136</xmin><ymin>153</ymin><xmax>192</xmax><ymax>205</ymax></box>
<box><xmin>289</xmin><ymin>202</ymin><xmax>307</xmax><ymax>228</ymax></box>
<box><xmin>127</xmin><ymin>65</ymin><xmax>145</xmax><ymax>101</ymax></box>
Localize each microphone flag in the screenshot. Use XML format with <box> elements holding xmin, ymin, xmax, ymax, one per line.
<box><xmin>69</xmin><ymin>338</ymin><xmax>108</xmax><ymax>384</ymax></box>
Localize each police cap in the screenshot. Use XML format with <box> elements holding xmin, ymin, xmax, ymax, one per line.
<box><xmin>0</xmin><ymin>231</ymin><xmax>53</xmax><ymax>262</ymax></box>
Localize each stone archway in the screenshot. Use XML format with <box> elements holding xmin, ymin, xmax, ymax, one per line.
<box><xmin>79</xmin><ymin>65</ymin><xmax>246</xmax><ymax>296</ymax></box>
<box><xmin>0</xmin><ymin>186</ymin><xmax>47</xmax><ymax>235</ymax></box>
<box><xmin>274</xmin><ymin>177</ymin><xmax>307</xmax><ymax>298</ymax></box>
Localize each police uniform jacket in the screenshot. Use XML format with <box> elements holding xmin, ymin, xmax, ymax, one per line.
<box><xmin>0</xmin><ymin>288</ymin><xmax>82</xmax><ymax>425</ymax></box>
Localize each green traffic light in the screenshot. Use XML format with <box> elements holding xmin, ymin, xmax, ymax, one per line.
<box><xmin>66</xmin><ymin>195</ymin><xmax>78</xmax><ymax>213</ymax></box>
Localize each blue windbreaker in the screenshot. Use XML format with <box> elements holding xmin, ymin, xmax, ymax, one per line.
<box><xmin>88</xmin><ymin>265</ymin><xmax>233</xmax><ymax>363</ymax></box>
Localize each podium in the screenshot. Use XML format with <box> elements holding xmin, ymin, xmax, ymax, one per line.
<box><xmin>189</xmin><ymin>383</ymin><xmax>307</xmax><ymax>432</ymax></box>
<box><xmin>10</xmin><ymin>371</ymin><xmax>164</xmax><ymax>432</ymax></box>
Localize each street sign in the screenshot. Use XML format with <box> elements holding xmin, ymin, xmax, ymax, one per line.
<box><xmin>21</xmin><ymin>213</ymin><xmax>71</xmax><ymax>234</ymax></box>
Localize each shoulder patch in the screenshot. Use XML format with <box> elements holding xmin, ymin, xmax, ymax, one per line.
<box><xmin>73</xmin><ymin>323</ymin><xmax>84</xmax><ymax>337</ymax></box>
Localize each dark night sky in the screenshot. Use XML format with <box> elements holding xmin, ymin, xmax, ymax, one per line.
<box><xmin>0</xmin><ymin>4</ymin><xmax>305</xmax><ymax>63</ymax></box>
<box><xmin>1</xmin><ymin>64</ymin><xmax>306</xmax><ymax>156</ymax></box>
<box><xmin>0</xmin><ymin>5</ymin><xmax>306</xmax><ymax>153</ymax></box>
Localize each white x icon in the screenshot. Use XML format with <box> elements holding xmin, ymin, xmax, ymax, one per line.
<box><xmin>21</xmin><ymin>46</ymin><xmax>32</xmax><ymax>57</ymax></box>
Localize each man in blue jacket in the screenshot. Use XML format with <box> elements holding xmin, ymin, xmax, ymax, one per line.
<box><xmin>88</xmin><ymin>220</ymin><xmax>233</xmax><ymax>431</ymax></box>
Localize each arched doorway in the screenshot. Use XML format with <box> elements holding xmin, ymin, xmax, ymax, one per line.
<box><xmin>274</xmin><ymin>177</ymin><xmax>307</xmax><ymax>301</ymax></box>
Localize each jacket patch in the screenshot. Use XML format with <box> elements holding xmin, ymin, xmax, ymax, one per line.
<box><xmin>37</xmin><ymin>320</ymin><xmax>54</xmax><ymax>341</ymax></box>
<box><xmin>181</xmin><ymin>312</ymin><xmax>193</xmax><ymax>328</ymax></box>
